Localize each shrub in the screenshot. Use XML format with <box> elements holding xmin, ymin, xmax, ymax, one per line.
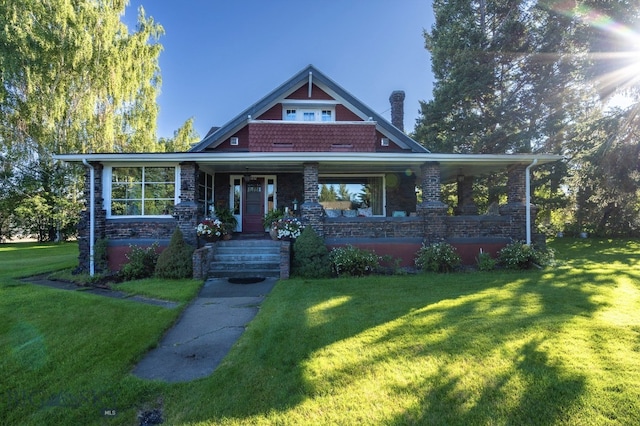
<box><xmin>415</xmin><ymin>242</ymin><xmax>461</xmax><ymax>273</ymax></box>
<box><xmin>94</xmin><ymin>238</ymin><xmax>109</xmax><ymax>273</ymax></box>
<box><xmin>476</xmin><ymin>249</ymin><xmax>496</xmax><ymax>271</ymax></box>
<box><xmin>292</xmin><ymin>226</ymin><xmax>331</xmax><ymax>278</ymax></box>
<box><xmin>329</xmin><ymin>245</ymin><xmax>380</xmax><ymax>277</ymax></box>
<box><xmin>498</xmin><ymin>241</ymin><xmax>554</xmax><ymax>270</ymax></box>
<box><xmin>155</xmin><ymin>228</ymin><xmax>195</xmax><ymax>279</ymax></box>
<box><xmin>121</xmin><ymin>243</ymin><xmax>159</xmax><ymax>281</ymax></box>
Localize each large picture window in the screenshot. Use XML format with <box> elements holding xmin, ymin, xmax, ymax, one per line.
<box><xmin>110</xmin><ymin>166</ymin><xmax>176</xmax><ymax>216</ymax></box>
<box><xmin>318</xmin><ymin>175</ymin><xmax>385</xmax><ymax>216</ymax></box>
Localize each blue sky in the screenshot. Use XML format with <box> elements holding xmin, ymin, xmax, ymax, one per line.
<box><xmin>124</xmin><ymin>1</ymin><xmax>435</xmax><ymax>139</ymax></box>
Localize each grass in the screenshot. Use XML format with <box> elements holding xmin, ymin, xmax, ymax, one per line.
<box><xmin>0</xmin><ymin>242</ymin><xmax>202</xmax><ymax>425</ymax></box>
<box><xmin>1</xmin><ymin>238</ymin><xmax>640</xmax><ymax>424</ymax></box>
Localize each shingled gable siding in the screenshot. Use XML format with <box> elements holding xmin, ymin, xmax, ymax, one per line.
<box><xmin>247</xmin><ymin>121</ymin><xmax>378</xmax><ymax>152</ymax></box>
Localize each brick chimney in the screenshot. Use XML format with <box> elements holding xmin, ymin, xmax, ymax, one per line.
<box><xmin>389</xmin><ymin>90</ymin><xmax>405</xmax><ymax>132</ymax></box>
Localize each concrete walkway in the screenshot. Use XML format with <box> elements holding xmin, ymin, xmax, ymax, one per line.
<box><xmin>132</xmin><ymin>277</ymin><xmax>278</xmax><ymax>383</ymax></box>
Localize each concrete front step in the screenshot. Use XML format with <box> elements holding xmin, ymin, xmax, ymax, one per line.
<box><xmin>208</xmin><ymin>238</ymin><xmax>284</xmax><ymax>279</ymax></box>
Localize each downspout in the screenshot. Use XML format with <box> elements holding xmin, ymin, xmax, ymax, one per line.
<box><xmin>525</xmin><ymin>158</ymin><xmax>538</xmax><ymax>246</ymax></box>
<box><xmin>82</xmin><ymin>159</ymin><xmax>95</xmax><ymax>276</ymax></box>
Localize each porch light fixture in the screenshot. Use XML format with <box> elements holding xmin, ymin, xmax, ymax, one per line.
<box><xmin>293</xmin><ymin>198</ymin><xmax>299</xmax><ymax>212</ymax></box>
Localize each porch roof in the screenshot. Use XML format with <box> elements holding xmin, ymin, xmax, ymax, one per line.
<box><xmin>54</xmin><ymin>152</ymin><xmax>562</xmax><ymax>182</ymax></box>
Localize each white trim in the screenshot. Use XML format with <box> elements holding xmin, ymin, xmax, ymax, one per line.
<box><xmin>56</xmin><ymin>152</ymin><xmax>562</xmax><ymax>165</ymax></box>
<box><xmin>230</xmin><ymin>174</ymin><xmax>277</xmax><ymax>232</ymax></box>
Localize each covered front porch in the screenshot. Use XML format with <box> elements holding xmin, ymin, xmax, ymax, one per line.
<box><xmin>190</xmin><ymin>152</ymin><xmax>559</xmax><ymax>266</ymax></box>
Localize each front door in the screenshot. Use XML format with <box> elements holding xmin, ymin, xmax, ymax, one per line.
<box><xmin>243</xmin><ymin>178</ymin><xmax>265</xmax><ymax>232</ymax></box>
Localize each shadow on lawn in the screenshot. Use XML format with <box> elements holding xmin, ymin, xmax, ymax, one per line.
<box><xmin>177</xmin><ymin>249</ymin><xmax>630</xmax><ymax>424</ymax></box>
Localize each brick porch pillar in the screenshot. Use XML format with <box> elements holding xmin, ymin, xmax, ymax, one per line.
<box><xmin>499</xmin><ymin>164</ymin><xmax>531</xmax><ymax>241</ymax></box>
<box><xmin>455</xmin><ymin>175</ymin><xmax>478</xmax><ymax>215</ymax></box>
<box><xmin>174</xmin><ymin>162</ymin><xmax>199</xmax><ymax>246</ymax></box>
<box><xmin>301</xmin><ymin>162</ymin><xmax>324</xmax><ymax>236</ymax></box>
<box><xmin>416</xmin><ymin>162</ymin><xmax>448</xmax><ymax>242</ymax></box>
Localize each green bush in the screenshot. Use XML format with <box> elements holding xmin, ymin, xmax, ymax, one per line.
<box><xmin>498</xmin><ymin>241</ymin><xmax>554</xmax><ymax>270</ymax></box>
<box><xmin>415</xmin><ymin>242</ymin><xmax>461</xmax><ymax>273</ymax></box>
<box><xmin>292</xmin><ymin>226</ymin><xmax>331</xmax><ymax>278</ymax></box>
<box><xmin>155</xmin><ymin>228</ymin><xmax>195</xmax><ymax>279</ymax></box>
<box><xmin>329</xmin><ymin>245</ymin><xmax>380</xmax><ymax>277</ymax></box>
<box><xmin>121</xmin><ymin>242</ymin><xmax>159</xmax><ymax>281</ymax></box>
<box><xmin>94</xmin><ymin>237</ymin><xmax>109</xmax><ymax>273</ymax></box>
<box><xmin>476</xmin><ymin>250</ymin><xmax>496</xmax><ymax>271</ymax></box>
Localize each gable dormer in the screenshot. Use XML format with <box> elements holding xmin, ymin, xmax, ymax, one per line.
<box><xmin>190</xmin><ymin>65</ymin><xmax>429</xmax><ymax>154</ymax></box>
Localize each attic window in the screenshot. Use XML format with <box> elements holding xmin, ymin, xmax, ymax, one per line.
<box><xmin>381</xmin><ymin>138</ymin><xmax>390</xmax><ymax>147</ymax></box>
<box><xmin>282</xmin><ymin>106</ymin><xmax>335</xmax><ymax>122</ymax></box>
<box><xmin>230</xmin><ymin>137</ymin><xmax>239</xmax><ymax>146</ymax></box>
<box><xmin>285</xmin><ymin>109</ymin><xmax>296</xmax><ymax>121</ymax></box>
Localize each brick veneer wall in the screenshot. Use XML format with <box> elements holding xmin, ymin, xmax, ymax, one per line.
<box><xmin>276</xmin><ymin>173</ymin><xmax>304</xmax><ymax>212</ymax></box>
<box><xmin>323</xmin><ymin>217</ymin><xmax>424</xmax><ymax>238</ymax></box>
<box><xmin>105</xmin><ymin>218</ymin><xmax>176</xmax><ymax>240</ymax></box>
<box><xmin>385</xmin><ymin>173</ymin><xmax>417</xmax><ymax>215</ymax></box>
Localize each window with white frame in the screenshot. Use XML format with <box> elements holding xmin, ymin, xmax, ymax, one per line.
<box><xmin>282</xmin><ymin>106</ymin><xmax>335</xmax><ymax>122</ymax></box>
<box><xmin>318</xmin><ymin>175</ymin><xmax>385</xmax><ymax>216</ymax></box>
<box><xmin>110</xmin><ymin>166</ymin><xmax>176</xmax><ymax>216</ymax></box>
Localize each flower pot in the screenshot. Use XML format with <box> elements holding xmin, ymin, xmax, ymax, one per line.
<box><xmin>269</xmin><ymin>228</ymin><xmax>279</xmax><ymax>240</ymax></box>
<box><xmin>223</xmin><ymin>233</ymin><xmax>232</xmax><ymax>240</ymax></box>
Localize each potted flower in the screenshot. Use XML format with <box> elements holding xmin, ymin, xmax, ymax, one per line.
<box><xmin>196</xmin><ymin>218</ymin><xmax>223</xmax><ymax>242</ymax></box>
<box><xmin>271</xmin><ymin>216</ymin><xmax>303</xmax><ymax>240</ymax></box>
<box><xmin>263</xmin><ymin>208</ymin><xmax>285</xmax><ymax>232</ymax></box>
<box><xmin>214</xmin><ymin>207</ymin><xmax>238</xmax><ymax>238</ymax></box>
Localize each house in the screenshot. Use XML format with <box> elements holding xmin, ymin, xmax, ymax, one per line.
<box><xmin>55</xmin><ymin>65</ymin><xmax>560</xmax><ymax>276</ymax></box>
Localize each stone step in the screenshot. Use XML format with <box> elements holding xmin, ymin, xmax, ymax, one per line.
<box><xmin>213</xmin><ymin>253</ymin><xmax>280</xmax><ymax>262</ymax></box>
<box><xmin>207</xmin><ymin>238</ymin><xmax>284</xmax><ymax>279</ymax></box>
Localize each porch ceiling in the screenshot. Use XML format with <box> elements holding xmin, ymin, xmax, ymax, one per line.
<box><xmin>54</xmin><ymin>152</ymin><xmax>562</xmax><ymax>181</ymax></box>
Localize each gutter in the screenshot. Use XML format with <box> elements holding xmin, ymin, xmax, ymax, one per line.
<box><xmin>525</xmin><ymin>158</ymin><xmax>538</xmax><ymax>245</ymax></box>
<box><xmin>82</xmin><ymin>159</ymin><xmax>95</xmax><ymax>276</ymax></box>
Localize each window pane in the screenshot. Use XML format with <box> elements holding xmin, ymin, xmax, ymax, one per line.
<box><xmin>112</xmin><ymin>167</ymin><xmax>142</xmax><ymax>183</ymax></box>
<box><xmin>303</xmin><ymin>112</ymin><xmax>315</xmax><ymax>121</ymax></box>
<box><xmin>145</xmin><ymin>167</ymin><xmax>174</xmax><ymax>183</ymax></box>
<box><xmin>285</xmin><ymin>109</ymin><xmax>296</xmax><ymax>120</ymax></box>
<box><xmin>321</xmin><ymin>110</ymin><xmax>332</xmax><ymax>121</ymax></box>
<box><xmin>145</xmin><ymin>183</ymin><xmax>175</xmax><ymax>199</ymax></box>
<box><xmin>112</xmin><ymin>200</ymin><xmax>142</xmax><ymax>216</ymax></box>
<box><xmin>145</xmin><ymin>200</ymin><xmax>174</xmax><ymax>216</ymax></box>
<box><xmin>112</xmin><ymin>182</ymin><xmax>142</xmax><ymax>199</ymax></box>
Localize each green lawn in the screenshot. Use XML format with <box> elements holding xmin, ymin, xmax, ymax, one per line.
<box><xmin>1</xmin><ymin>239</ymin><xmax>639</xmax><ymax>425</ymax></box>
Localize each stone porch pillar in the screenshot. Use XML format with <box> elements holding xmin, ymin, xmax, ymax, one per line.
<box><xmin>78</xmin><ymin>162</ymin><xmax>106</xmax><ymax>273</ymax></box>
<box><xmin>174</xmin><ymin>162</ymin><xmax>199</xmax><ymax>246</ymax></box>
<box><xmin>301</xmin><ymin>162</ymin><xmax>324</xmax><ymax>236</ymax></box>
<box><xmin>499</xmin><ymin>164</ymin><xmax>531</xmax><ymax>241</ymax></box>
<box><xmin>455</xmin><ymin>175</ymin><xmax>478</xmax><ymax>215</ymax></box>
<box><xmin>416</xmin><ymin>162</ymin><xmax>448</xmax><ymax>242</ymax></box>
